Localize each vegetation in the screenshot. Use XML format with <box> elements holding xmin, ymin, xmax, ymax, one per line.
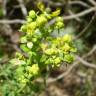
<box><xmin>0</xmin><ymin>0</ymin><xmax>96</xmax><ymax>96</ymax></box>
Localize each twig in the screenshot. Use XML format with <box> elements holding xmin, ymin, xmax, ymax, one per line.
<box><xmin>17</xmin><ymin>0</ymin><xmax>27</xmax><ymax>17</ymax></box>
<box><xmin>88</xmin><ymin>0</ymin><xmax>96</xmax><ymax>6</ymax></box>
<box><xmin>0</xmin><ymin>7</ymin><xmax>95</xmax><ymax>25</ymax></box>
<box><xmin>82</xmin><ymin>45</ymin><xmax>96</xmax><ymax>58</ymax></box>
<box><xmin>76</xmin><ymin>56</ymin><xmax>96</xmax><ymax>69</ymax></box>
<box><xmin>0</xmin><ymin>19</ymin><xmax>26</xmax><ymax>24</ymax></box>
<box><xmin>63</xmin><ymin>7</ymin><xmax>96</xmax><ymax>20</ymax></box>
<box><xmin>69</xmin><ymin>1</ymin><xmax>90</xmax><ymax>8</ymax></box>
<box><xmin>75</xmin><ymin>12</ymin><xmax>96</xmax><ymax>39</ymax></box>
<box><xmin>2</xmin><ymin>0</ymin><xmax>7</xmax><ymax>16</ymax></box>
<box><xmin>40</xmin><ymin>0</ymin><xmax>90</xmax><ymax>8</ymax></box>
<box><xmin>48</xmin><ymin>7</ymin><xmax>96</xmax><ymax>26</ymax></box>
<box><xmin>46</xmin><ymin>61</ymin><xmax>79</xmax><ymax>83</ymax></box>
<box><xmin>68</xmin><ymin>10</ymin><xmax>81</xmax><ymax>22</ymax></box>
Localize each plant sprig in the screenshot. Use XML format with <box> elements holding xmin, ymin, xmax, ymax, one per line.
<box><xmin>10</xmin><ymin>4</ymin><xmax>77</xmax><ymax>85</ymax></box>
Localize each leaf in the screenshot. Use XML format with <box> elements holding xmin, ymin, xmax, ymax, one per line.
<box><xmin>20</xmin><ymin>44</ymin><xmax>30</xmax><ymax>52</ymax></box>
<box><xmin>51</xmin><ymin>9</ymin><xmax>61</xmax><ymax>17</ymax></box>
<box><xmin>37</xmin><ymin>2</ymin><xmax>45</xmax><ymax>12</ymax></box>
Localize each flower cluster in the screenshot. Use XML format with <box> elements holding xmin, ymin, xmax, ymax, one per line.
<box><xmin>40</xmin><ymin>34</ymin><xmax>76</xmax><ymax>67</ymax></box>
<box><xmin>10</xmin><ymin>4</ymin><xmax>76</xmax><ymax>84</ymax></box>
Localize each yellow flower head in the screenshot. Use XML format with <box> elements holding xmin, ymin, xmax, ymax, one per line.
<box><xmin>56</xmin><ymin>16</ymin><xmax>63</xmax><ymax>22</ymax></box>
<box><xmin>27</xmin><ymin>22</ymin><xmax>37</xmax><ymax>34</ymax></box>
<box><xmin>54</xmin><ymin>57</ymin><xmax>61</xmax><ymax>64</ymax></box>
<box><xmin>63</xmin><ymin>34</ymin><xmax>72</xmax><ymax>42</ymax></box>
<box><xmin>56</xmin><ymin>21</ymin><xmax>64</xmax><ymax>29</ymax></box>
<box><xmin>62</xmin><ymin>43</ymin><xmax>70</xmax><ymax>52</ymax></box>
<box><xmin>44</xmin><ymin>48</ymin><xmax>58</xmax><ymax>55</ymax></box>
<box><xmin>40</xmin><ymin>43</ymin><xmax>48</xmax><ymax>51</ymax></box>
<box><xmin>28</xmin><ymin>64</ymin><xmax>39</xmax><ymax>75</ymax></box>
<box><xmin>29</xmin><ymin>10</ymin><xmax>36</xmax><ymax>19</ymax></box>
<box><xmin>36</xmin><ymin>15</ymin><xmax>47</xmax><ymax>26</ymax></box>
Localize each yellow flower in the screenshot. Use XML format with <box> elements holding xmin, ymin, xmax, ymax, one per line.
<box><xmin>29</xmin><ymin>10</ymin><xmax>36</xmax><ymax>19</ymax></box>
<box><xmin>21</xmin><ymin>79</ymin><xmax>27</xmax><ymax>84</ymax></box>
<box><xmin>54</xmin><ymin>57</ymin><xmax>61</xmax><ymax>64</ymax></box>
<box><xmin>28</xmin><ymin>64</ymin><xmax>39</xmax><ymax>75</ymax></box>
<box><xmin>27</xmin><ymin>22</ymin><xmax>37</xmax><ymax>34</ymax></box>
<box><xmin>63</xmin><ymin>34</ymin><xmax>72</xmax><ymax>42</ymax></box>
<box><xmin>56</xmin><ymin>16</ymin><xmax>63</xmax><ymax>22</ymax></box>
<box><xmin>62</xmin><ymin>43</ymin><xmax>70</xmax><ymax>52</ymax></box>
<box><xmin>28</xmin><ymin>22</ymin><xmax>37</xmax><ymax>30</ymax></box>
<box><xmin>20</xmin><ymin>36</ymin><xmax>27</xmax><ymax>43</ymax></box>
<box><xmin>55</xmin><ymin>21</ymin><xmax>64</xmax><ymax>29</ymax></box>
<box><xmin>44</xmin><ymin>48</ymin><xmax>57</xmax><ymax>55</ymax></box>
<box><xmin>36</xmin><ymin>15</ymin><xmax>47</xmax><ymax>26</ymax></box>
<box><xmin>40</xmin><ymin>43</ymin><xmax>48</xmax><ymax>51</ymax></box>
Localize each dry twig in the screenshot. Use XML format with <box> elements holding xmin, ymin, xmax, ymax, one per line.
<box><xmin>63</xmin><ymin>7</ymin><xmax>96</xmax><ymax>20</ymax></box>
<box><xmin>88</xmin><ymin>0</ymin><xmax>96</xmax><ymax>6</ymax></box>
<box><xmin>17</xmin><ymin>0</ymin><xmax>27</xmax><ymax>17</ymax></box>
<box><xmin>75</xmin><ymin>12</ymin><xmax>96</xmax><ymax>39</ymax></box>
<box><xmin>0</xmin><ymin>19</ymin><xmax>25</xmax><ymax>24</ymax></box>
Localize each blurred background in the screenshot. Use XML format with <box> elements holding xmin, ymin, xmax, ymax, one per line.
<box><xmin>0</xmin><ymin>0</ymin><xmax>96</xmax><ymax>96</ymax></box>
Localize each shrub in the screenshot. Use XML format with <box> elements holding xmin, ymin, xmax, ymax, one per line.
<box><xmin>10</xmin><ymin>3</ymin><xmax>77</xmax><ymax>94</ymax></box>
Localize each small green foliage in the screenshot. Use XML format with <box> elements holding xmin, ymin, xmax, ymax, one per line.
<box><xmin>10</xmin><ymin>3</ymin><xmax>77</xmax><ymax>88</ymax></box>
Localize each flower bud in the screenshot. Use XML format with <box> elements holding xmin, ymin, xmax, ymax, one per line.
<box><xmin>54</xmin><ymin>57</ymin><xmax>61</xmax><ymax>64</ymax></box>
<box><xmin>28</xmin><ymin>64</ymin><xmax>39</xmax><ymax>75</ymax></box>
<box><xmin>64</xmin><ymin>54</ymin><xmax>74</xmax><ymax>63</ymax></box>
<box><xmin>29</xmin><ymin>10</ymin><xmax>36</xmax><ymax>19</ymax></box>
<box><xmin>36</xmin><ymin>15</ymin><xmax>47</xmax><ymax>26</ymax></box>
<box><xmin>56</xmin><ymin>17</ymin><xmax>63</xmax><ymax>22</ymax></box>
<box><xmin>27</xmin><ymin>42</ymin><xmax>33</xmax><ymax>49</ymax></box>
<box><xmin>62</xmin><ymin>43</ymin><xmax>70</xmax><ymax>52</ymax></box>
<box><xmin>32</xmin><ymin>38</ymin><xmax>37</xmax><ymax>42</ymax></box>
<box><xmin>44</xmin><ymin>48</ymin><xmax>57</xmax><ymax>55</ymax></box>
<box><xmin>20</xmin><ymin>36</ymin><xmax>27</xmax><ymax>43</ymax></box>
<box><xmin>27</xmin><ymin>22</ymin><xmax>37</xmax><ymax>34</ymax></box>
<box><xmin>63</xmin><ymin>34</ymin><xmax>72</xmax><ymax>42</ymax></box>
<box><xmin>56</xmin><ymin>22</ymin><xmax>64</xmax><ymax>29</ymax></box>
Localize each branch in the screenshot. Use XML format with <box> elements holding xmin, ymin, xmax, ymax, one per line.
<box><xmin>88</xmin><ymin>0</ymin><xmax>96</xmax><ymax>6</ymax></box>
<box><xmin>69</xmin><ymin>1</ymin><xmax>90</xmax><ymax>8</ymax></box>
<box><xmin>48</xmin><ymin>7</ymin><xmax>96</xmax><ymax>26</ymax></box>
<box><xmin>2</xmin><ymin>0</ymin><xmax>7</xmax><ymax>16</ymax></box>
<box><xmin>75</xmin><ymin>12</ymin><xmax>96</xmax><ymax>39</ymax></box>
<box><xmin>40</xmin><ymin>0</ymin><xmax>90</xmax><ymax>8</ymax></box>
<box><xmin>0</xmin><ymin>19</ymin><xmax>26</xmax><ymax>24</ymax></box>
<box><xmin>76</xmin><ymin>56</ymin><xmax>96</xmax><ymax>69</ymax></box>
<box><xmin>17</xmin><ymin>0</ymin><xmax>27</xmax><ymax>17</ymax></box>
<box><xmin>63</xmin><ymin>7</ymin><xmax>96</xmax><ymax>20</ymax></box>
<box><xmin>68</xmin><ymin>9</ymin><xmax>81</xmax><ymax>22</ymax></box>
<box><xmin>46</xmin><ymin>61</ymin><xmax>79</xmax><ymax>83</ymax></box>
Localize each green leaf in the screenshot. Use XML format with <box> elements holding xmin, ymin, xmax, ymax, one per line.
<box><xmin>20</xmin><ymin>44</ymin><xmax>30</xmax><ymax>52</ymax></box>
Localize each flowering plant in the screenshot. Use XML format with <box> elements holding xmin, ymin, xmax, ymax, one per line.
<box><xmin>10</xmin><ymin>3</ymin><xmax>76</xmax><ymax>86</ymax></box>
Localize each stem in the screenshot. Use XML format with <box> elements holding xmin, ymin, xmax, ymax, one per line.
<box><xmin>43</xmin><ymin>76</ymin><xmax>50</xmax><ymax>96</ymax></box>
<box><xmin>43</xmin><ymin>66</ymin><xmax>50</xmax><ymax>96</ymax></box>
